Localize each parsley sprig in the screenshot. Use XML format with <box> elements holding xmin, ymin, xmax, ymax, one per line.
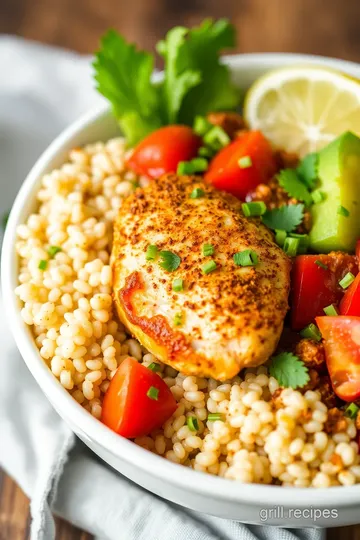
<box><xmin>269</xmin><ymin>352</ymin><xmax>310</xmax><ymax>389</ymax></box>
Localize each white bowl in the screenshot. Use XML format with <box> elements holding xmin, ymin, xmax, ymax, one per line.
<box><xmin>3</xmin><ymin>53</ymin><xmax>360</xmax><ymax>528</ymax></box>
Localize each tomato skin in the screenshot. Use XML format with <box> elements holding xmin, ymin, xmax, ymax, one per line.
<box><xmin>291</xmin><ymin>256</ymin><xmax>343</xmax><ymax>330</ymax></box>
<box><xmin>101</xmin><ymin>357</ymin><xmax>177</xmax><ymax>438</ymax></box>
<box><xmin>204</xmin><ymin>131</ymin><xmax>276</xmax><ymax>200</ymax></box>
<box><xmin>126</xmin><ymin>125</ymin><xmax>201</xmax><ymax>179</ymax></box>
<box><xmin>340</xmin><ymin>273</ymin><xmax>360</xmax><ymax>316</ymax></box>
<box><xmin>316</xmin><ymin>316</ymin><xmax>360</xmax><ymax>402</ymax></box>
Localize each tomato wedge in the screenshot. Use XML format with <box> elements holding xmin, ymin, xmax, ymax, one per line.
<box><xmin>316</xmin><ymin>316</ymin><xmax>360</xmax><ymax>402</ymax></box>
<box><xmin>291</xmin><ymin>254</ymin><xmax>357</xmax><ymax>330</ymax></box>
<box><xmin>204</xmin><ymin>131</ymin><xmax>276</xmax><ymax>200</ymax></box>
<box><xmin>126</xmin><ymin>125</ymin><xmax>201</xmax><ymax>179</ymax></box>
<box><xmin>101</xmin><ymin>357</ymin><xmax>177</xmax><ymax>438</ymax></box>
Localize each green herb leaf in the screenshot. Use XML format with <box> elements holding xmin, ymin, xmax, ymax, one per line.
<box><xmin>345</xmin><ymin>403</ymin><xmax>360</xmax><ymax>419</ymax></box>
<box><xmin>207</xmin><ymin>413</ymin><xmax>225</xmax><ymax>422</ymax></box>
<box><xmin>159</xmin><ymin>250</ymin><xmax>181</xmax><ymax>272</ymax></box>
<box><xmin>300</xmin><ymin>323</ymin><xmax>322</xmax><ymax>342</ymax></box>
<box><xmin>166</xmin><ymin>19</ymin><xmax>240</xmax><ymax>125</ymax></box>
<box><xmin>93</xmin><ymin>30</ymin><xmax>162</xmax><ymax>146</ymax></box>
<box><xmin>323</xmin><ymin>304</ymin><xmax>339</xmax><ymax>316</ymax></box>
<box><xmin>157</xmin><ymin>27</ymin><xmax>202</xmax><ymax>124</ymax></box>
<box><xmin>277</xmin><ymin>169</ymin><xmax>312</xmax><ymax>206</ymax></box>
<box><xmin>315</xmin><ymin>260</ymin><xmax>328</xmax><ymax>270</ymax></box>
<box><xmin>297</xmin><ymin>153</ymin><xmax>319</xmax><ymax>189</ymax></box>
<box><xmin>269</xmin><ymin>352</ymin><xmax>310</xmax><ymax>389</ymax></box>
<box><xmin>38</xmin><ymin>260</ymin><xmax>48</xmax><ymax>271</ymax></box>
<box><xmin>261</xmin><ymin>204</ymin><xmax>304</xmax><ymax>232</ymax></box>
<box><xmin>202</xmin><ymin>260</ymin><xmax>217</xmax><ymax>274</ymax></box>
<box><xmin>233</xmin><ymin>249</ymin><xmax>259</xmax><ymax>267</ymax></box>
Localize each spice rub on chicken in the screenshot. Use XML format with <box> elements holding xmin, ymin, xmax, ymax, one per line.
<box><xmin>112</xmin><ymin>173</ymin><xmax>291</xmax><ymax>380</ymax></box>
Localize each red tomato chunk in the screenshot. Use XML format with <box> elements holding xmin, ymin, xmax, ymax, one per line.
<box><xmin>101</xmin><ymin>357</ymin><xmax>177</xmax><ymax>438</ymax></box>
<box><xmin>291</xmin><ymin>254</ymin><xmax>358</xmax><ymax>330</ymax></box>
<box><xmin>204</xmin><ymin>131</ymin><xmax>276</xmax><ymax>200</ymax></box>
<box><xmin>316</xmin><ymin>316</ymin><xmax>360</xmax><ymax>402</ymax></box>
<box><xmin>126</xmin><ymin>125</ymin><xmax>201</xmax><ymax>179</ymax></box>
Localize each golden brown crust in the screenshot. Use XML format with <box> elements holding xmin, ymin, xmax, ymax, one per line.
<box><xmin>112</xmin><ymin>173</ymin><xmax>291</xmax><ymax>380</ymax></box>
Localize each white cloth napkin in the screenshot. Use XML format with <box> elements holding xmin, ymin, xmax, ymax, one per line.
<box><xmin>0</xmin><ymin>35</ymin><xmax>326</xmax><ymax>540</ymax></box>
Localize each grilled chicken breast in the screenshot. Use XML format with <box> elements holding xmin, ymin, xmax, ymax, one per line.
<box><xmin>112</xmin><ymin>174</ymin><xmax>291</xmax><ymax>381</ymax></box>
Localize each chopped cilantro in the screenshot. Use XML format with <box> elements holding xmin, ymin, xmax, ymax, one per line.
<box><xmin>296</xmin><ymin>153</ymin><xmax>319</xmax><ymax>189</ymax></box>
<box><xmin>261</xmin><ymin>204</ymin><xmax>304</xmax><ymax>232</ymax></box>
<box><xmin>159</xmin><ymin>251</ymin><xmax>181</xmax><ymax>272</ymax></box>
<box><xmin>269</xmin><ymin>352</ymin><xmax>310</xmax><ymax>389</ymax></box>
<box><xmin>277</xmin><ymin>169</ymin><xmax>312</xmax><ymax>206</ymax></box>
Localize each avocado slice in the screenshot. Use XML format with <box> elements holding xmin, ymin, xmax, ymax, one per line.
<box><xmin>309</xmin><ymin>131</ymin><xmax>360</xmax><ymax>253</ymax></box>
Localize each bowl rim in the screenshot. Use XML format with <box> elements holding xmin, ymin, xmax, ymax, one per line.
<box><xmin>3</xmin><ymin>51</ymin><xmax>360</xmax><ymax>508</ymax></box>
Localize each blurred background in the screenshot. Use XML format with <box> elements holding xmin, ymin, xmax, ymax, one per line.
<box><xmin>1</xmin><ymin>0</ymin><xmax>360</xmax><ymax>62</ymax></box>
<box><xmin>0</xmin><ymin>0</ymin><xmax>359</xmax><ymax>539</ymax></box>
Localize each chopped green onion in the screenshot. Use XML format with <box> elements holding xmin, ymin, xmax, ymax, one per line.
<box><xmin>172</xmin><ymin>278</ymin><xmax>184</xmax><ymax>292</ymax></box>
<box><xmin>38</xmin><ymin>260</ymin><xmax>47</xmax><ymax>270</ymax></box>
<box><xmin>323</xmin><ymin>304</ymin><xmax>338</xmax><ymax>316</ymax></box>
<box><xmin>190</xmin><ymin>187</ymin><xmax>205</xmax><ymax>199</ymax></box>
<box><xmin>241</xmin><ymin>201</ymin><xmax>267</xmax><ymax>217</ymax></box>
<box><xmin>345</xmin><ymin>403</ymin><xmax>360</xmax><ymax>419</ymax></box>
<box><xmin>198</xmin><ymin>146</ymin><xmax>214</xmax><ymax>158</ymax></box>
<box><xmin>207</xmin><ymin>413</ymin><xmax>224</xmax><ymax>422</ymax></box>
<box><xmin>147</xmin><ymin>386</ymin><xmax>159</xmax><ymax>400</ymax></box>
<box><xmin>311</xmin><ymin>190</ymin><xmax>326</xmax><ymax>204</ymax></box>
<box><xmin>177</xmin><ymin>161</ymin><xmax>194</xmax><ymax>175</ymax></box>
<box><xmin>339</xmin><ymin>272</ymin><xmax>355</xmax><ymax>290</ymax></box>
<box><xmin>337</xmin><ymin>205</ymin><xmax>350</xmax><ymax>217</ymax></box>
<box><xmin>283</xmin><ymin>237</ymin><xmax>299</xmax><ymax>257</ymax></box>
<box><xmin>187</xmin><ymin>416</ymin><xmax>199</xmax><ymax>431</ymax></box>
<box><xmin>289</xmin><ymin>233</ymin><xmax>309</xmax><ymax>254</ymax></box>
<box><xmin>174</xmin><ymin>312</ymin><xmax>183</xmax><ymax>326</ymax></box>
<box><xmin>146</xmin><ymin>244</ymin><xmax>158</xmax><ymax>261</ymax></box>
<box><xmin>203</xmin><ymin>125</ymin><xmax>230</xmax><ymax>151</ymax></box>
<box><xmin>315</xmin><ymin>260</ymin><xmax>328</xmax><ymax>270</ymax></box>
<box><xmin>238</xmin><ymin>155</ymin><xmax>252</xmax><ymax>169</ymax></box>
<box><xmin>193</xmin><ymin>116</ymin><xmax>212</xmax><ymax>136</ymax></box>
<box><xmin>202</xmin><ymin>243</ymin><xmax>215</xmax><ymax>256</ymax></box>
<box><xmin>233</xmin><ymin>249</ymin><xmax>259</xmax><ymax>267</ymax></box>
<box><xmin>190</xmin><ymin>157</ymin><xmax>208</xmax><ymax>173</ymax></box>
<box><xmin>300</xmin><ymin>323</ymin><xmax>322</xmax><ymax>342</ymax></box>
<box><xmin>47</xmin><ymin>245</ymin><xmax>62</xmax><ymax>258</ymax></box>
<box><xmin>148</xmin><ymin>362</ymin><xmax>161</xmax><ymax>373</ymax></box>
<box><xmin>275</xmin><ymin>229</ymin><xmax>287</xmax><ymax>247</ymax></box>
<box><xmin>202</xmin><ymin>260</ymin><xmax>217</xmax><ymax>274</ymax></box>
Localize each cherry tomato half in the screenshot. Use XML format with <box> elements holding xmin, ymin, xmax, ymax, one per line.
<box><xmin>126</xmin><ymin>125</ymin><xmax>201</xmax><ymax>179</ymax></box>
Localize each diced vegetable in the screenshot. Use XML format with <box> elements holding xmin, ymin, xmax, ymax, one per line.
<box><xmin>309</xmin><ymin>132</ymin><xmax>360</xmax><ymax>253</ymax></box>
<box><xmin>290</xmin><ymin>255</ymin><xmax>356</xmax><ymax>330</ymax></box>
<box><xmin>101</xmin><ymin>357</ymin><xmax>177</xmax><ymax>438</ymax></box>
<box><xmin>126</xmin><ymin>125</ymin><xmax>201</xmax><ymax>179</ymax></box>
<box><xmin>204</xmin><ymin>131</ymin><xmax>276</xmax><ymax>200</ymax></box>
<box><xmin>316</xmin><ymin>316</ymin><xmax>360</xmax><ymax>402</ymax></box>
<box><xmin>340</xmin><ymin>273</ymin><xmax>360</xmax><ymax>316</ymax></box>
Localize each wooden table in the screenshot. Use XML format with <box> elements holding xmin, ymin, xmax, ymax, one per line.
<box><xmin>1</xmin><ymin>0</ymin><xmax>360</xmax><ymax>538</ymax></box>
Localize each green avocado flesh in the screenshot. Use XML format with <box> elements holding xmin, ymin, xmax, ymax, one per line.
<box><xmin>309</xmin><ymin>131</ymin><xmax>360</xmax><ymax>253</ymax></box>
